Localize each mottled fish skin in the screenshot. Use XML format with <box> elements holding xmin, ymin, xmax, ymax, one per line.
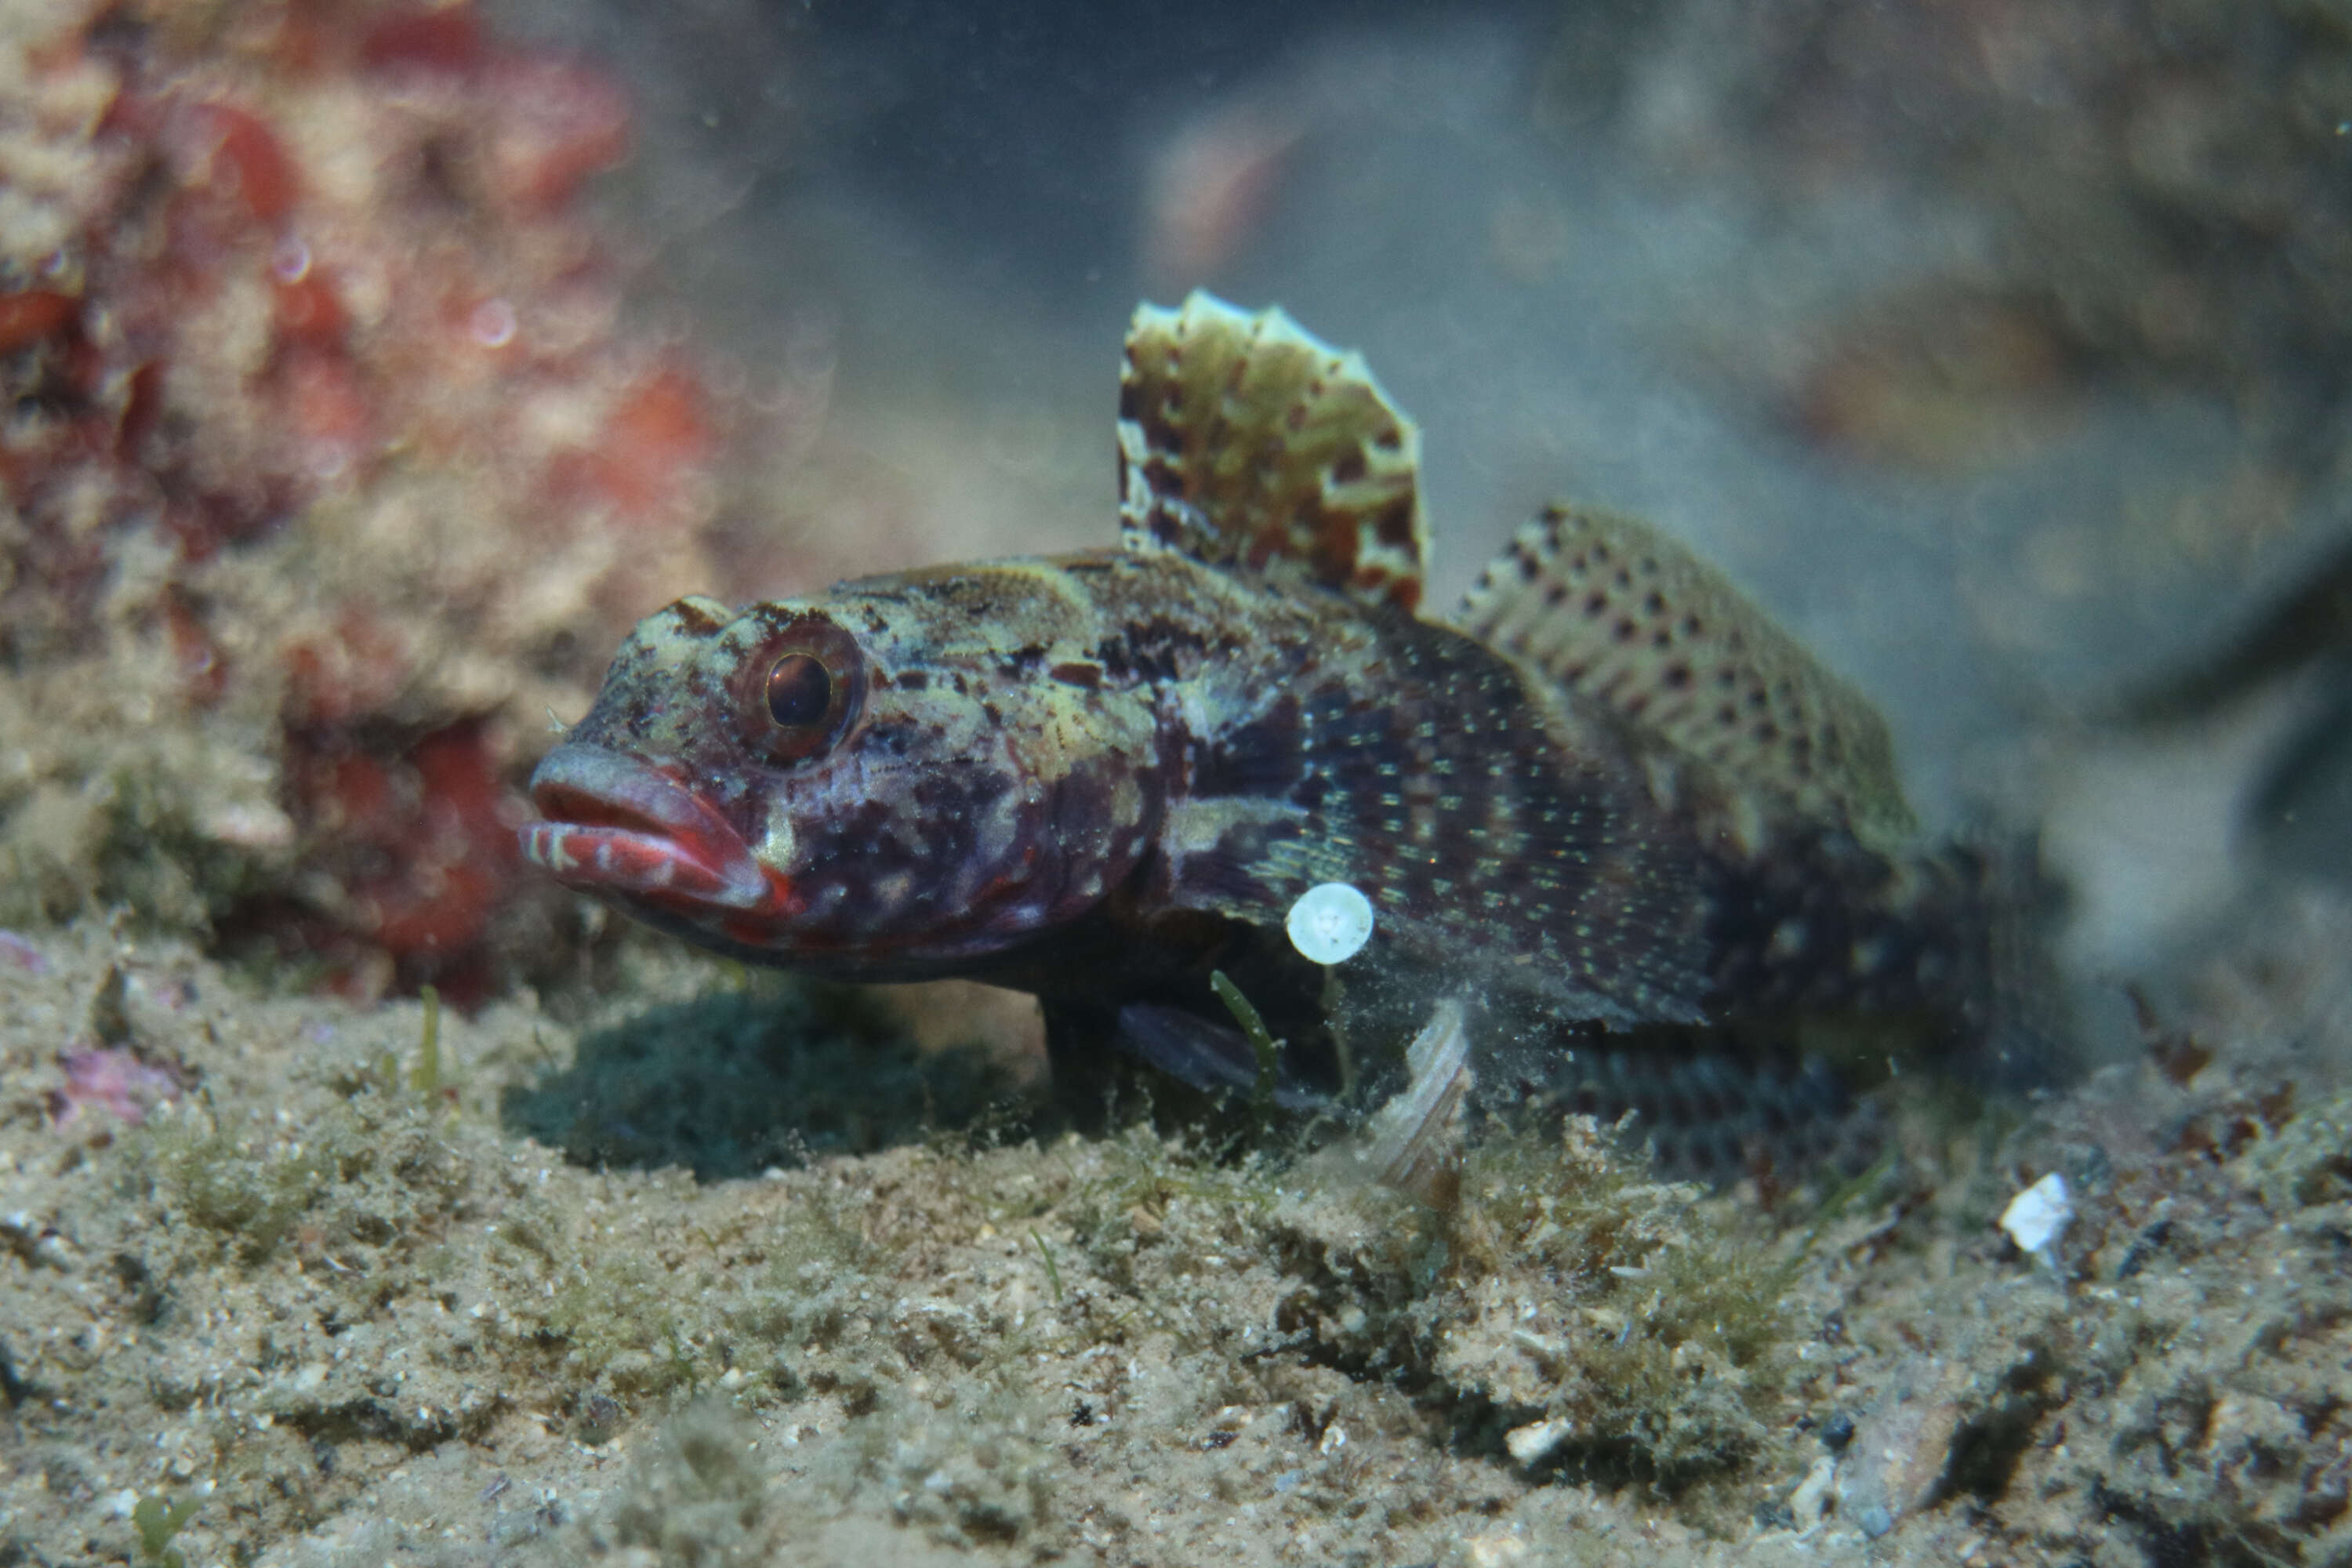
<box><xmin>527</xmin><ymin>566</ymin><xmax>1169</xmax><ymax>980</ymax></box>
<box><xmin>529</xmin><ymin>546</ymin><xmax>1704</xmax><ymax>1020</ymax></box>
<box><xmin>523</xmin><ymin>292</ymin><xmax>2036</xmax><ymax>1141</ymax></box>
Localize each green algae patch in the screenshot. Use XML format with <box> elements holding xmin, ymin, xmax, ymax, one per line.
<box><xmin>1448</xmin><ymin>1120</ymin><xmax>1795</xmax><ymax>1473</ymax></box>
<box><xmin>130</xmin><ymin>1493</ymin><xmax>199</xmax><ymax>1568</ymax></box>
<box><xmin>152</xmin><ymin>1120</ymin><xmax>334</xmax><ymax>1264</ymax></box>
<box><xmin>848</xmin><ymin>1379</ymin><xmax>1067</xmax><ymax>1550</ymax></box>
<box><xmin>1272</xmin><ymin>1116</ymin><xmax>1797</xmax><ymax>1483</ymax></box>
<box><xmin>2235</xmin><ymin>1081</ymin><xmax>2352</xmax><ymax>1212</ymax></box>
<box><xmin>589</xmin><ymin>1401</ymin><xmax>779</xmax><ymax>1565</ymax></box>
<box><xmin>486</xmin><ymin>1171</ymin><xmax>884</xmax><ymax>1405</ymax></box>
<box><xmin>149</xmin><ymin>1086</ymin><xmax>481</xmax><ymax>1271</ymax></box>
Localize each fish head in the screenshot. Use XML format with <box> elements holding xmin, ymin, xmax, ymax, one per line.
<box><xmin>521</xmin><ymin>568</ymin><xmax>1165</xmax><ymax>978</ymax></box>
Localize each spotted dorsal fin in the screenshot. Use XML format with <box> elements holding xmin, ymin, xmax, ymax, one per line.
<box><xmin>1456</xmin><ymin>503</ymin><xmax>1918</xmax><ymax>854</ymax></box>
<box><xmin>1118</xmin><ymin>293</ymin><xmax>1428</xmax><ymax>613</ymax></box>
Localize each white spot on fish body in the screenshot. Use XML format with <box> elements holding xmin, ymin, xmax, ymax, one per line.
<box><xmin>873</xmin><ymin>871</ymin><xmax>914</xmax><ymax>917</ymax></box>
<box><xmin>1767</xmin><ymin>920</ymin><xmax>1809</xmax><ymax>961</ymax></box>
<box><xmin>757</xmin><ymin>817</ymin><xmax>799</xmax><ymax>870</ymax></box>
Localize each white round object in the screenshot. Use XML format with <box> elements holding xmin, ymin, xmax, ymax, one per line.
<box><xmin>1286</xmin><ymin>881</ymin><xmax>1375</xmax><ymax>964</ymax></box>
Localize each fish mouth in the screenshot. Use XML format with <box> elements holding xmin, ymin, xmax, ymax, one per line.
<box><xmin>520</xmin><ymin>745</ymin><xmax>781</xmax><ymax>913</ymax></box>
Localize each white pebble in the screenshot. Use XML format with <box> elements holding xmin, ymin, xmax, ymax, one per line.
<box><xmin>1789</xmin><ymin>1454</ymin><xmax>1837</xmax><ymax>1528</ymax></box>
<box><xmin>1287</xmin><ymin>881</ymin><xmax>1374</xmax><ymax>964</ymax></box>
<box><xmin>1504</xmin><ymin>1417</ymin><xmax>1573</xmax><ymax>1466</ymax></box>
<box><xmin>1998</xmin><ymin>1171</ymin><xmax>2074</xmax><ymax>1258</ymax></box>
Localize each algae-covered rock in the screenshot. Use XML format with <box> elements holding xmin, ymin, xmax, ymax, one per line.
<box><xmin>1274</xmin><ymin>1116</ymin><xmax>1795</xmax><ymax>1480</ymax></box>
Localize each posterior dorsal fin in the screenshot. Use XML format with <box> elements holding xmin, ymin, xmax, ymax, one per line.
<box><xmin>1456</xmin><ymin>503</ymin><xmax>1918</xmax><ymax>854</ymax></box>
<box><xmin>1118</xmin><ymin>292</ymin><xmax>1428</xmax><ymax>613</ymax></box>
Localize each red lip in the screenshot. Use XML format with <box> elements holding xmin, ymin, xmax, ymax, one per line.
<box><xmin>519</xmin><ymin>745</ymin><xmax>783</xmax><ymax>913</ymax></box>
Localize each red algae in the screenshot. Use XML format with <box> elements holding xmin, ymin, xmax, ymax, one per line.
<box><xmin>481</xmin><ymin>55</ymin><xmax>634</xmax><ymax>210</ymax></box>
<box><xmin>356</xmin><ymin>5</ymin><xmax>487</xmax><ymax>75</ymax></box>
<box><xmin>277</xmin><ymin>720</ymin><xmax>525</xmax><ymax>1005</ymax></box>
<box><xmin>568</xmin><ymin>361</ymin><xmax>719</xmax><ymax>525</ymax></box>
<box><xmin>169</xmin><ymin>99</ymin><xmax>302</xmax><ymax>226</ymax></box>
<box><xmin>0</xmin><ymin>288</ymin><xmax>78</xmax><ymax>353</ymax></box>
<box><xmin>0</xmin><ymin>0</ymin><xmax>760</xmax><ymax>997</ymax></box>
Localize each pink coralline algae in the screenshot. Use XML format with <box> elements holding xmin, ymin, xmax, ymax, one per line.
<box><xmin>50</xmin><ymin>1044</ymin><xmax>184</xmax><ymax>1126</ymax></box>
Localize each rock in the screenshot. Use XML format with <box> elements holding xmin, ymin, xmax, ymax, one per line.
<box><xmin>1999</xmin><ymin>1172</ymin><xmax>2074</xmax><ymax>1260</ymax></box>
<box><xmin>1788</xmin><ymin>1454</ymin><xmax>1837</xmax><ymax>1528</ymax></box>
<box><xmin>1834</xmin><ymin>1366</ymin><xmax>1965</xmax><ymax>1537</ymax></box>
<box><xmin>1504</xmin><ymin>1417</ymin><xmax>1574</xmax><ymax>1467</ymax></box>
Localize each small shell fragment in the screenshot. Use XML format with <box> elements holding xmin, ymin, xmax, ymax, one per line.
<box><xmin>1504</xmin><ymin>1417</ymin><xmax>1573</xmax><ymax>1467</ymax></box>
<box><xmin>1998</xmin><ymin>1171</ymin><xmax>2073</xmax><ymax>1258</ymax></box>
<box><xmin>1356</xmin><ymin>997</ymin><xmax>1473</xmax><ymax>1206</ymax></box>
<box><xmin>1287</xmin><ymin>880</ymin><xmax>1374</xmax><ymax>964</ymax></box>
<box><xmin>1789</xmin><ymin>1454</ymin><xmax>1837</xmax><ymax>1527</ymax></box>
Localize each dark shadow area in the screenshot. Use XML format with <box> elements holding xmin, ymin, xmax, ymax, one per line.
<box><xmin>502</xmin><ymin>982</ymin><xmax>1033</xmax><ymax>1180</ymax></box>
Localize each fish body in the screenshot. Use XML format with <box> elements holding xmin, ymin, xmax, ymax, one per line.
<box><xmin>524</xmin><ymin>296</ymin><xmax>2031</xmax><ymax>1151</ymax></box>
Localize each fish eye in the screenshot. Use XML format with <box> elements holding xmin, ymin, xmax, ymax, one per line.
<box><xmin>765</xmin><ymin>653</ymin><xmax>832</xmax><ymax>727</ymax></box>
<box><xmin>731</xmin><ymin>612</ymin><xmax>866</xmax><ymax>764</ymax></box>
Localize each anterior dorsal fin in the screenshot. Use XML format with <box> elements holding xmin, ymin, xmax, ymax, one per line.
<box><xmin>1118</xmin><ymin>292</ymin><xmax>1428</xmax><ymax>613</ymax></box>
<box><xmin>1455</xmin><ymin>503</ymin><xmax>1918</xmax><ymax>854</ymax></box>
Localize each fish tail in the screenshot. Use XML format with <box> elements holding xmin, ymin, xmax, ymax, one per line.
<box><xmin>1700</xmin><ymin>826</ymin><xmax>2071</xmax><ymax>1065</ymax></box>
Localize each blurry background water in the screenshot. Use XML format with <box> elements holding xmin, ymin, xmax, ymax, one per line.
<box><xmin>502</xmin><ymin>0</ymin><xmax>2352</xmax><ymax>1007</ymax></box>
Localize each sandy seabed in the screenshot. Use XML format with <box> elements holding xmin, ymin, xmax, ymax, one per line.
<box><xmin>3</xmin><ymin>904</ymin><xmax>2350</xmax><ymax>1567</ymax></box>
